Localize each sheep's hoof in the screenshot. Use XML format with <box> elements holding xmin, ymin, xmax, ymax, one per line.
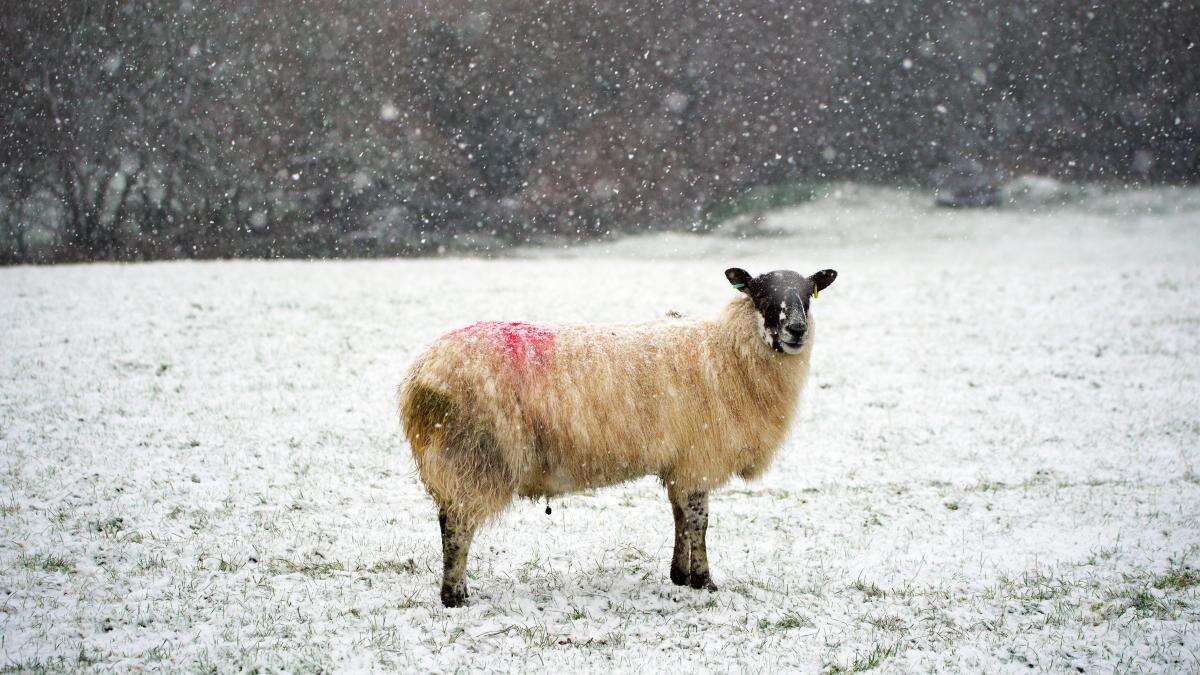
<box><xmin>441</xmin><ymin>584</ymin><xmax>469</xmax><ymax>608</ymax></box>
<box><xmin>670</xmin><ymin>565</ymin><xmax>690</xmax><ymax>587</ymax></box>
<box><xmin>689</xmin><ymin>574</ymin><xmax>718</xmax><ymax>592</ymax></box>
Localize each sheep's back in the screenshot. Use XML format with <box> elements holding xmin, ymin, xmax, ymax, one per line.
<box><xmin>403</xmin><ymin>310</ymin><xmax>805</xmax><ymax>494</ymax></box>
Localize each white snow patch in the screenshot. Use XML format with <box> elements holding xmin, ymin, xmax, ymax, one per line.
<box><xmin>1</xmin><ymin>185</ymin><xmax>1198</xmax><ymax>671</ymax></box>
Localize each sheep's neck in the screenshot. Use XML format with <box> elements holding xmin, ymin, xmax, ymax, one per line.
<box><xmin>713</xmin><ymin>297</ymin><xmax>812</xmax><ymax>413</ymax></box>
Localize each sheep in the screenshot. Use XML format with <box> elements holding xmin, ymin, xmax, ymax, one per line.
<box><xmin>398</xmin><ymin>266</ymin><xmax>837</xmax><ymax>606</ymax></box>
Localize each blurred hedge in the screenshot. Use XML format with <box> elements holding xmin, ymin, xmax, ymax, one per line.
<box><xmin>1</xmin><ymin>0</ymin><xmax>1196</xmax><ymax>263</ymax></box>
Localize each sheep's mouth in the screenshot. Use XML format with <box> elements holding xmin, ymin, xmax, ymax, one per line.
<box><xmin>777</xmin><ymin>338</ymin><xmax>805</xmax><ymax>354</ymax></box>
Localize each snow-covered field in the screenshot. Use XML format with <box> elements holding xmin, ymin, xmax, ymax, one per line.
<box><xmin>2</xmin><ymin>185</ymin><xmax>1199</xmax><ymax>671</ymax></box>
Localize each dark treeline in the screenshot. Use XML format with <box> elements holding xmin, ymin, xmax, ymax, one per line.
<box><xmin>1</xmin><ymin>0</ymin><xmax>1197</xmax><ymax>263</ymax></box>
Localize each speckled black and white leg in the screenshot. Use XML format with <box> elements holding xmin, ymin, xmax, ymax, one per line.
<box><xmin>683</xmin><ymin>492</ymin><xmax>717</xmax><ymax>591</ymax></box>
<box><xmin>668</xmin><ymin>488</ymin><xmax>718</xmax><ymax>591</ymax></box>
<box><xmin>670</xmin><ymin>497</ymin><xmax>691</xmax><ymax>586</ymax></box>
<box><xmin>438</xmin><ymin>508</ymin><xmax>476</xmax><ymax>607</ymax></box>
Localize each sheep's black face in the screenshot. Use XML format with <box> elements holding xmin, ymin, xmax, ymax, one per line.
<box><xmin>725</xmin><ymin>267</ymin><xmax>837</xmax><ymax>354</ymax></box>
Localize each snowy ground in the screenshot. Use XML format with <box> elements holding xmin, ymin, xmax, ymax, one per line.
<box><xmin>2</xmin><ymin>184</ymin><xmax>1199</xmax><ymax>671</ymax></box>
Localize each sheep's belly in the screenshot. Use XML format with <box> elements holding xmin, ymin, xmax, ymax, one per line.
<box><xmin>517</xmin><ymin>462</ymin><xmax>654</xmax><ymax>499</ymax></box>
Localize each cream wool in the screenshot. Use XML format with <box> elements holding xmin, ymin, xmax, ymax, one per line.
<box><xmin>398</xmin><ymin>267</ymin><xmax>837</xmax><ymax>606</ymax></box>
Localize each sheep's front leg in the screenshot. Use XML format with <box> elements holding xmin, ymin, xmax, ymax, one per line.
<box><xmin>438</xmin><ymin>508</ymin><xmax>477</xmax><ymax>607</ymax></box>
<box><xmin>668</xmin><ymin>488</ymin><xmax>718</xmax><ymax>591</ymax></box>
<box><xmin>670</xmin><ymin>497</ymin><xmax>691</xmax><ymax>586</ymax></box>
<box><xmin>683</xmin><ymin>491</ymin><xmax>718</xmax><ymax>591</ymax></box>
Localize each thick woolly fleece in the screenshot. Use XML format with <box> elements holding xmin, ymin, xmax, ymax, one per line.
<box><xmin>398</xmin><ymin>294</ymin><xmax>813</xmax><ymax>525</ymax></box>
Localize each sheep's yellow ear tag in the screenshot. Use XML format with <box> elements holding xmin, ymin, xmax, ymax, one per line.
<box><xmin>813</xmin><ymin>288</ymin><xmax>820</xmax><ymax>299</ymax></box>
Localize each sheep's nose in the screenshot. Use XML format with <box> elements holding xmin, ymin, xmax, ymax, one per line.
<box><xmin>785</xmin><ymin>322</ymin><xmax>806</xmax><ymax>339</ymax></box>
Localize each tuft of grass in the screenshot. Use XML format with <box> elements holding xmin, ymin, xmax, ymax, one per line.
<box><xmin>92</xmin><ymin>516</ymin><xmax>143</xmax><ymax>543</ymax></box>
<box><xmin>512</xmin><ymin>622</ymin><xmax>556</xmax><ymax>648</ymax></box>
<box><xmin>0</xmin><ymin>646</ymin><xmax>102</xmax><ymax>671</ymax></box>
<box><xmin>850</xmin><ymin>579</ymin><xmax>886</xmax><ymax>599</ymax></box>
<box><xmin>851</xmin><ymin>642</ymin><xmax>902</xmax><ymax>671</ymax></box>
<box><xmin>1153</xmin><ymin>565</ymin><xmax>1199</xmax><ymax>591</ymax></box>
<box><xmin>365</xmin><ymin>559</ymin><xmax>418</xmax><ymax>575</ymax></box>
<box><xmin>93</xmin><ymin>517</ymin><xmax>125</xmax><ymax>536</ymax></box>
<box><xmin>826</xmin><ymin>641</ymin><xmax>903</xmax><ymax>673</ymax></box>
<box><xmin>18</xmin><ymin>552</ymin><xmax>75</xmax><ymax>574</ymax></box>
<box><xmin>0</xmin><ymin>657</ymin><xmax>69</xmax><ymax>673</ymax></box>
<box><xmin>865</xmin><ymin>614</ymin><xmax>907</xmax><ymax>632</ymax></box>
<box><xmin>1126</xmin><ymin>589</ymin><xmax>1177</xmax><ymax>617</ymax></box>
<box><xmin>974</xmin><ymin>479</ymin><xmax>1009</xmax><ymax>492</ymax></box>
<box><xmin>266</xmin><ymin>558</ymin><xmax>346</xmax><ymax>578</ymax></box>
<box><xmin>1001</xmin><ymin>569</ymin><xmax>1072</xmax><ymax>602</ymax></box>
<box><xmin>135</xmin><ymin>554</ymin><xmax>168</xmax><ymax>572</ymax></box>
<box><xmin>758</xmin><ymin>611</ymin><xmax>814</xmax><ymax>632</ymax></box>
<box><xmin>1097</xmin><ymin>576</ymin><xmax>1187</xmax><ymax>620</ymax></box>
<box><xmin>1085</xmin><ymin>546</ymin><xmax>1119</xmax><ymax>565</ymax></box>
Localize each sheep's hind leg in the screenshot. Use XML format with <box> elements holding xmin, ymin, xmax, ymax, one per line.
<box><xmin>438</xmin><ymin>508</ymin><xmax>477</xmax><ymax>607</ymax></box>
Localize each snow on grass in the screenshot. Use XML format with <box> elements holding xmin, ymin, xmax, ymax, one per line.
<box><xmin>1</xmin><ymin>185</ymin><xmax>1199</xmax><ymax>671</ymax></box>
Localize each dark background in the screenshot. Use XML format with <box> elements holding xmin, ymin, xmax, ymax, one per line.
<box><xmin>2</xmin><ymin>0</ymin><xmax>1197</xmax><ymax>263</ymax></box>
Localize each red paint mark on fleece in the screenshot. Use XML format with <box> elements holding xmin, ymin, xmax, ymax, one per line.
<box><xmin>451</xmin><ymin>321</ymin><xmax>556</xmax><ymax>373</ymax></box>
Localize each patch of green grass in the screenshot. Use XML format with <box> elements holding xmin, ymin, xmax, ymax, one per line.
<box><xmin>725</xmin><ymin>487</ymin><xmax>792</xmax><ymax>499</ymax></box>
<box><xmin>551</xmin><ymin>631</ymin><xmax>627</xmax><ymax>648</ymax></box>
<box><xmin>135</xmin><ymin>554</ymin><xmax>168</xmax><ymax>572</ymax></box>
<box><xmin>1001</xmin><ymin>569</ymin><xmax>1072</xmax><ymax>602</ymax></box>
<box><xmin>702</xmin><ymin>183</ymin><xmax>822</xmax><ymax>230</ymax></box>
<box><xmin>1085</xmin><ymin>546</ymin><xmax>1119</xmax><ymax>565</ymax></box>
<box><xmin>851</xmin><ymin>642</ymin><xmax>902</xmax><ymax>671</ymax></box>
<box><xmin>1096</xmin><ymin>576</ymin><xmax>1186</xmax><ymax>621</ymax></box>
<box><xmin>512</xmin><ymin>622</ymin><xmax>556</xmax><ymax>648</ymax></box>
<box><xmin>93</xmin><ymin>517</ymin><xmax>125</xmax><ymax>536</ymax></box>
<box><xmin>758</xmin><ymin>611</ymin><xmax>813</xmax><ymax>632</ymax></box>
<box><xmin>864</xmin><ymin>614</ymin><xmax>907</xmax><ymax>632</ymax></box>
<box><xmin>0</xmin><ymin>658</ymin><xmax>68</xmax><ymax>673</ymax></box>
<box><xmin>266</xmin><ymin>558</ymin><xmax>346</xmax><ymax>578</ymax></box>
<box><xmin>850</xmin><ymin>579</ymin><xmax>886</xmax><ymax>599</ymax></box>
<box><xmin>1153</xmin><ymin>565</ymin><xmax>1199</xmax><ymax>591</ymax></box>
<box><xmin>0</xmin><ymin>646</ymin><xmax>103</xmax><ymax>673</ymax></box>
<box><xmin>1126</xmin><ymin>589</ymin><xmax>1177</xmax><ymax>617</ymax></box>
<box><xmin>92</xmin><ymin>516</ymin><xmax>143</xmax><ymax>542</ymax></box>
<box><xmin>365</xmin><ymin>558</ymin><xmax>418</xmax><ymax>575</ymax></box>
<box><xmin>827</xmin><ymin>641</ymin><xmax>903</xmax><ymax>673</ymax></box>
<box><xmin>18</xmin><ymin>552</ymin><xmax>75</xmax><ymax>574</ymax></box>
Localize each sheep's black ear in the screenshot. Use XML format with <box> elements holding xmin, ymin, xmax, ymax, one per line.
<box><xmin>810</xmin><ymin>269</ymin><xmax>837</xmax><ymax>295</ymax></box>
<box><xmin>725</xmin><ymin>268</ymin><xmax>753</xmax><ymax>293</ymax></box>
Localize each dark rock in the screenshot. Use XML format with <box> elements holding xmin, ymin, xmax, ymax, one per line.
<box><xmin>933</xmin><ymin>158</ymin><xmax>1002</xmax><ymax>208</ymax></box>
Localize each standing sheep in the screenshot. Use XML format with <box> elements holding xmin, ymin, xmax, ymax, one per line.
<box><xmin>399</xmin><ymin>267</ymin><xmax>837</xmax><ymax>606</ymax></box>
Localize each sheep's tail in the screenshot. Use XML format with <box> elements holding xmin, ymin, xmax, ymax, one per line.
<box><xmin>398</xmin><ymin>374</ymin><xmax>516</xmax><ymax>525</ymax></box>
